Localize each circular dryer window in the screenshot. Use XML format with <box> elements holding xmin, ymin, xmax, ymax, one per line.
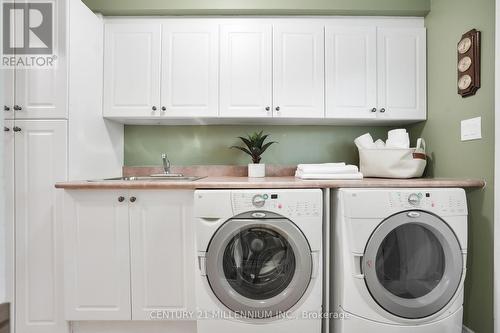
<box><xmin>206</xmin><ymin>217</ymin><xmax>313</xmax><ymax>319</ymax></box>
<box><xmin>363</xmin><ymin>211</ymin><xmax>463</xmax><ymax>319</ymax></box>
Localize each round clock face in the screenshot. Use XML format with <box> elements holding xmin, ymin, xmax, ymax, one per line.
<box><xmin>458</xmin><ymin>56</ymin><xmax>472</xmax><ymax>72</ymax></box>
<box><xmin>458</xmin><ymin>37</ymin><xmax>472</xmax><ymax>54</ymax></box>
<box><xmin>458</xmin><ymin>74</ymin><xmax>472</xmax><ymax>90</ymax></box>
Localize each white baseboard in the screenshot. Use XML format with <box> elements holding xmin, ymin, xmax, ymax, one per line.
<box><xmin>462</xmin><ymin>325</ymin><xmax>475</xmax><ymax>333</ymax></box>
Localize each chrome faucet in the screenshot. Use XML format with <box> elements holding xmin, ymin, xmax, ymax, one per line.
<box><xmin>162</xmin><ymin>153</ymin><xmax>171</xmax><ymax>174</ymax></box>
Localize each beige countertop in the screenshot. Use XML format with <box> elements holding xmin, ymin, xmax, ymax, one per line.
<box><xmin>55</xmin><ymin>176</ymin><xmax>486</xmax><ymax>190</ymax></box>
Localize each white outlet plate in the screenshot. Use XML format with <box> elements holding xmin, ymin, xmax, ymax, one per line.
<box><xmin>461</xmin><ymin>117</ymin><xmax>482</xmax><ymax>141</ymax></box>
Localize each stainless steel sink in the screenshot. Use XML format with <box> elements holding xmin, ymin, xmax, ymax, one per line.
<box><xmin>87</xmin><ymin>175</ymin><xmax>205</xmax><ymax>182</ymax></box>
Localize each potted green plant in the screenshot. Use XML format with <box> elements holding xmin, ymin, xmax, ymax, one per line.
<box><xmin>231</xmin><ymin>131</ymin><xmax>277</xmax><ymax>178</ymax></box>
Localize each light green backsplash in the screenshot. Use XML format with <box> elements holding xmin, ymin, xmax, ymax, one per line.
<box><xmin>82</xmin><ymin>0</ymin><xmax>429</xmax><ymax>16</ymax></box>
<box><xmin>409</xmin><ymin>0</ymin><xmax>495</xmax><ymax>332</ymax></box>
<box><xmin>124</xmin><ymin>125</ymin><xmax>394</xmax><ymax>166</ymax></box>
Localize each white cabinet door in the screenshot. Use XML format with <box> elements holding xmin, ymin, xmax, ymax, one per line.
<box><xmin>14</xmin><ymin>0</ymin><xmax>68</xmax><ymax>119</ymax></box>
<box><xmin>63</xmin><ymin>191</ymin><xmax>131</xmax><ymax>320</ymax></box>
<box><xmin>220</xmin><ymin>24</ymin><xmax>272</xmax><ymax>117</ymax></box>
<box><xmin>161</xmin><ymin>22</ymin><xmax>219</xmax><ymax>117</ymax></box>
<box><xmin>14</xmin><ymin>120</ymin><xmax>68</xmax><ymax>333</ymax></box>
<box><xmin>3</xmin><ymin>120</ymin><xmax>14</xmax><ymax>306</ymax></box>
<box><xmin>325</xmin><ymin>26</ymin><xmax>377</xmax><ymax>119</ymax></box>
<box><xmin>273</xmin><ymin>24</ymin><xmax>324</xmax><ymax>118</ymax></box>
<box><xmin>15</xmin><ymin>67</ymin><xmax>68</xmax><ymax>119</ymax></box>
<box><xmin>377</xmin><ymin>28</ymin><xmax>426</xmax><ymax>120</ymax></box>
<box><xmin>104</xmin><ymin>23</ymin><xmax>162</xmax><ymax>118</ymax></box>
<box><xmin>129</xmin><ymin>191</ymin><xmax>195</xmax><ymax>320</ymax></box>
<box><xmin>3</xmin><ymin>70</ymin><xmax>15</xmax><ymax>119</ymax></box>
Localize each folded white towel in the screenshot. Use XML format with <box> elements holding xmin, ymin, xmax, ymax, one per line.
<box><xmin>297</xmin><ymin>163</ymin><xmax>345</xmax><ymax>169</ymax></box>
<box><xmin>296</xmin><ymin>172</ymin><xmax>364</xmax><ymax>180</ymax></box>
<box><xmin>296</xmin><ymin>165</ymin><xmax>359</xmax><ymax>175</ymax></box>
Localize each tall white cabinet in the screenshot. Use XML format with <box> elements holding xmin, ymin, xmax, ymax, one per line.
<box><xmin>13</xmin><ymin>121</ymin><xmax>68</xmax><ymax>333</ymax></box>
<box><xmin>3</xmin><ymin>1</ymin><xmax>123</xmax><ymax>333</ymax></box>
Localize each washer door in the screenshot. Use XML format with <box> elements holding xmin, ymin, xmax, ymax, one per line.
<box><xmin>363</xmin><ymin>211</ymin><xmax>463</xmax><ymax>319</ymax></box>
<box><xmin>206</xmin><ymin>218</ymin><xmax>312</xmax><ymax>319</ymax></box>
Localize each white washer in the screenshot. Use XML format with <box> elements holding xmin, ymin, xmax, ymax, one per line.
<box><xmin>332</xmin><ymin>188</ymin><xmax>468</xmax><ymax>333</ymax></box>
<box><xmin>194</xmin><ymin>189</ymin><xmax>323</xmax><ymax>333</ymax></box>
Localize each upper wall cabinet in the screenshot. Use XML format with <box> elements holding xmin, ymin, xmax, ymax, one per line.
<box><xmin>104</xmin><ymin>20</ymin><xmax>219</xmax><ymax>118</ymax></box>
<box><xmin>273</xmin><ymin>23</ymin><xmax>324</xmax><ymax>118</ymax></box>
<box><xmin>325</xmin><ymin>26</ymin><xmax>377</xmax><ymax>119</ymax></box>
<box><xmin>377</xmin><ymin>28</ymin><xmax>426</xmax><ymax>120</ymax></box>
<box><xmin>219</xmin><ymin>24</ymin><xmax>273</xmax><ymax>118</ymax></box>
<box><xmin>161</xmin><ymin>22</ymin><xmax>219</xmax><ymax>117</ymax></box>
<box><xmin>325</xmin><ymin>26</ymin><xmax>426</xmax><ymax>120</ymax></box>
<box><xmin>103</xmin><ymin>18</ymin><xmax>426</xmax><ymax>124</ymax></box>
<box><xmin>104</xmin><ymin>23</ymin><xmax>162</xmax><ymax>118</ymax></box>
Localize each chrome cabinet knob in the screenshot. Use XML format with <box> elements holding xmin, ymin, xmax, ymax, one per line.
<box><xmin>275</xmin><ymin>106</ymin><xmax>281</xmax><ymax>111</ymax></box>
<box><xmin>371</xmin><ymin>108</ymin><xmax>377</xmax><ymax>112</ymax></box>
<box><xmin>161</xmin><ymin>106</ymin><xmax>166</xmax><ymax>111</ymax></box>
<box><xmin>380</xmin><ymin>108</ymin><xmax>386</xmax><ymax>113</ymax></box>
<box><xmin>152</xmin><ymin>106</ymin><xmax>157</xmax><ymax>111</ymax></box>
<box><xmin>265</xmin><ymin>106</ymin><xmax>270</xmax><ymax>111</ymax></box>
<box><xmin>4</xmin><ymin>127</ymin><xmax>10</xmax><ymax>132</ymax></box>
<box><xmin>13</xmin><ymin>126</ymin><xmax>21</xmax><ymax>132</ymax></box>
<box><xmin>13</xmin><ymin>105</ymin><xmax>22</xmax><ymax>111</ymax></box>
<box><xmin>4</xmin><ymin>105</ymin><xmax>10</xmax><ymax>111</ymax></box>
<box><xmin>118</xmin><ymin>196</ymin><xmax>125</xmax><ymax>202</ymax></box>
<box><xmin>130</xmin><ymin>196</ymin><xmax>137</xmax><ymax>203</ymax></box>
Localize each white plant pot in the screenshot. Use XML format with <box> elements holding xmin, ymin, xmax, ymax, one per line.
<box><xmin>248</xmin><ymin>163</ymin><xmax>265</xmax><ymax>178</ymax></box>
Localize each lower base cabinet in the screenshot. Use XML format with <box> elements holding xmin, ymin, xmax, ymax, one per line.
<box><xmin>63</xmin><ymin>190</ymin><xmax>195</xmax><ymax>321</ymax></box>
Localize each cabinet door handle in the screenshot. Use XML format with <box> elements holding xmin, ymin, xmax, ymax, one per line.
<box><xmin>379</xmin><ymin>108</ymin><xmax>386</xmax><ymax>113</ymax></box>
<box><xmin>371</xmin><ymin>108</ymin><xmax>377</xmax><ymax>113</ymax></box>
<box><xmin>130</xmin><ymin>196</ymin><xmax>137</xmax><ymax>203</ymax></box>
<box><xmin>13</xmin><ymin>126</ymin><xmax>21</xmax><ymax>132</ymax></box>
<box><xmin>152</xmin><ymin>106</ymin><xmax>157</xmax><ymax>111</ymax></box>
<box><xmin>161</xmin><ymin>106</ymin><xmax>166</xmax><ymax>111</ymax></box>
<box><xmin>118</xmin><ymin>196</ymin><xmax>125</xmax><ymax>202</ymax></box>
<box><xmin>13</xmin><ymin>105</ymin><xmax>22</xmax><ymax>111</ymax></box>
<box><xmin>4</xmin><ymin>105</ymin><xmax>10</xmax><ymax>111</ymax></box>
<box><xmin>265</xmin><ymin>106</ymin><xmax>270</xmax><ymax>111</ymax></box>
<box><xmin>275</xmin><ymin>106</ymin><xmax>281</xmax><ymax>111</ymax></box>
<box><xmin>4</xmin><ymin>127</ymin><xmax>10</xmax><ymax>132</ymax></box>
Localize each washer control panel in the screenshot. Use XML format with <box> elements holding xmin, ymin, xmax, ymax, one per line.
<box><xmin>232</xmin><ymin>191</ymin><xmax>321</xmax><ymax>218</ymax></box>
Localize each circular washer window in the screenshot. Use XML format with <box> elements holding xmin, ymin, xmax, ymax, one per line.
<box><xmin>206</xmin><ymin>218</ymin><xmax>312</xmax><ymax>319</ymax></box>
<box><xmin>222</xmin><ymin>227</ymin><xmax>296</xmax><ymax>300</ymax></box>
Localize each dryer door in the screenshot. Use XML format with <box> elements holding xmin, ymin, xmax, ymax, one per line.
<box><xmin>363</xmin><ymin>210</ymin><xmax>463</xmax><ymax>319</ymax></box>
<box><xmin>205</xmin><ymin>217</ymin><xmax>312</xmax><ymax>318</ymax></box>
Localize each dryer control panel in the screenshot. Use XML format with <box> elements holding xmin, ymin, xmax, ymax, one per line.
<box><xmin>231</xmin><ymin>190</ymin><xmax>321</xmax><ymax>218</ymax></box>
<box><xmin>341</xmin><ymin>188</ymin><xmax>468</xmax><ymax>218</ymax></box>
<box><xmin>388</xmin><ymin>190</ymin><xmax>467</xmax><ymax>215</ymax></box>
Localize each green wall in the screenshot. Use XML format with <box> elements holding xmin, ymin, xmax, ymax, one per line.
<box><xmin>409</xmin><ymin>0</ymin><xmax>495</xmax><ymax>332</ymax></box>
<box><xmin>124</xmin><ymin>125</ymin><xmax>393</xmax><ymax>166</ymax></box>
<box><xmin>82</xmin><ymin>0</ymin><xmax>429</xmax><ymax>16</ymax></box>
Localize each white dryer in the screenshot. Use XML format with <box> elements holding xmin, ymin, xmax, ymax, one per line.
<box><xmin>332</xmin><ymin>188</ymin><xmax>467</xmax><ymax>333</ymax></box>
<box><xmin>194</xmin><ymin>189</ymin><xmax>323</xmax><ymax>333</ymax></box>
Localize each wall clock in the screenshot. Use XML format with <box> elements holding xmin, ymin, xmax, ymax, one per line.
<box><xmin>457</xmin><ymin>29</ymin><xmax>480</xmax><ymax>97</ymax></box>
